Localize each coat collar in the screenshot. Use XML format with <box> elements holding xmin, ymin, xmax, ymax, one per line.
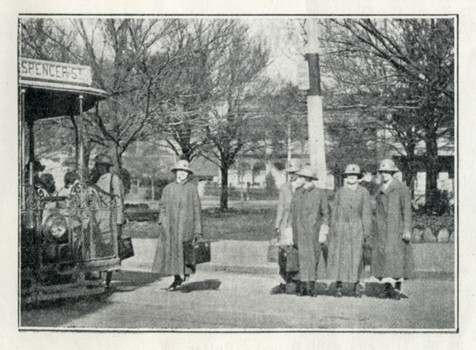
<box><xmin>345</xmin><ymin>183</ymin><xmax>359</xmax><ymax>192</ymax></box>
<box><xmin>176</xmin><ymin>177</ymin><xmax>190</xmax><ymax>186</ymax></box>
<box><xmin>97</xmin><ymin>172</ymin><xmax>112</xmax><ymax>183</ymax></box>
<box><xmin>380</xmin><ymin>178</ymin><xmax>397</xmax><ymax>195</ymax></box>
<box><xmin>299</xmin><ymin>181</ymin><xmax>315</xmax><ymax>192</ymax></box>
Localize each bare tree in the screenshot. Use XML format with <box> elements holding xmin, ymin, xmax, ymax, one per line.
<box><xmin>261</xmin><ymin>83</ymin><xmax>308</xmax><ymax>161</ymax></box>
<box><xmin>149</xmin><ymin>19</ymin><xmax>240</xmax><ymax>162</ymax></box>
<box><xmin>202</xmin><ymin>24</ymin><xmax>271</xmax><ymax>209</ymax></box>
<box><xmin>20</xmin><ymin>18</ymin><xmax>82</xmax><ymax>63</ymax></box>
<box><xmin>319</xmin><ymin>18</ymin><xmax>454</xmax><ymax>207</ymax></box>
<box><xmin>20</xmin><ymin>18</ymin><xmax>177</xmax><ymax>177</ymax></box>
<box><xmin>73</xmin><ymin>18</ymin><xmax>179</xmax><ymax>173</ymax></box>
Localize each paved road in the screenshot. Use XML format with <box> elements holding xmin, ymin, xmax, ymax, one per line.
<box><xmin>21</xmin><ymin>270</ymin><xmax>455</xmax><ymax>330</ymax></box>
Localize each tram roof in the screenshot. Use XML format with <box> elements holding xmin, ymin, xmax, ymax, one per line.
<box><xmin>19</xmin><ymin>58</ymin><xmax>109</xmax><ymax>120</ymax></box>
<box><xmin>20</xmin><ymin>78</ymin><xmax>109</xmax><ymax>121</ymax></box>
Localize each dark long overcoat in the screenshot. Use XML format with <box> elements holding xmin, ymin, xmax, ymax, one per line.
<box><xmin>152</xmin><ymin>180</ymin><xmax>202</xmax><ymax>276</ymax></box>
<box><xmin>327</xmin><ymin>185</ymin><xmax>372</xmax><ymax>282</ymax></box>
<box><xmin>275</xmin><ymin>182</ymin><xmax>294</xmax><ymax>245</ymax></box>
<box><xmin>372</xmin><ymin>179</ymin><xmax>414</xmax><ymax>278</ymax></box>
<box><xmin>291</xmin><ymin>184</ymin><xmax>329</xmax><ymax>282</ymax></box>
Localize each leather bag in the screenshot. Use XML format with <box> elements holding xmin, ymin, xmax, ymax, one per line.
<box><xmin>118</xmin><ymin>237</ymin><xmax>134</xmax><ymax>260</ymax></box>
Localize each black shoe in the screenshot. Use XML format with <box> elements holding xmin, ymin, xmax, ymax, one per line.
<box><xmin>297</xmin><ymin>282</ymin><xmax>308</xmax><ymax>296</ymax></box>
<box><xmin>167</xmin><ymin>282</ymin><xmax>182</xmax><ymax>291</ymax></box>
<box><xmin>270</xmin><ymin>284</ymin><xmax>286</xmax><ymax>295</ymax></box>
<box><xmin>389</xmin><ymin>289</ymin><xmax>401</xmax><ymax>300</ymax></box>
<box><xmin>378</xmin><ymin>283</ymin><xmax>393</xmax><ymax>299</ymax></box>
<box><xmin>167</xmin><ymin>277</ymin><xmax>183</xmax><ymax>291</ymax></box>
<box><xmin>308</xmin><ymin>282</ymin><xmax>316</xmax><ymax>297</ymax></box>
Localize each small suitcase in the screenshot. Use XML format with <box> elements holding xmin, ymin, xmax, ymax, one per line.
<box><xmin>183</xmin><ymin>240</ymin><xmax>211</xmax><ymax>265</ymax></box>
<box><xmin>278</xmin><ymin>245</ymin><xmax>299</xmax><ymax>273</ymax></box>
<box><xmin>118</xmin><ymin>237</ymin><xmax>135</xmax><ymax>260</ymax></box>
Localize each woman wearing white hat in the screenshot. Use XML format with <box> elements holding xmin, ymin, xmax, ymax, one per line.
<box><xmin>373</xmin><ymin>159</ymin><xmax>414</xmax><ymax>300</ymax></box>
<box><xmin>155</xmin><ymin>160</ymin><xmax>203</xmax><ymax>291</ymax></box>
<box><xmin>327</xmin><ymin>164</ymin><xmax>372</xmax><ymax>298</ymax></box>
<box><xmin>271</xmin><ymin>159</ymin><xmax>302</xmax><ymax>294</ymax></box>
<box><xmin>291</xmin><ymin>165</ymin><xmax>330</xmax><ymax>297</ymax></box>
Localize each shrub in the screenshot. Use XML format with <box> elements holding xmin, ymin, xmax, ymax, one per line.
<box><xmin>412</xmin><ymin>212</ymin><xmax>455</xmax><ymax>236</ymax></box>
<box><xmin>419</xmin><ymin>189</ymin><xmax>454</xmax><ymax>216</ymax></box>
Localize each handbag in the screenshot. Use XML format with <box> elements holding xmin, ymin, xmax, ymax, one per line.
<box><xmin>183</xmin><ymin>240</ymin><xmax>211</xmax><ymax>265</ymax></box>
<box><xmin>118</xmin><ymin>236</ymin><xmax>134</xmax><ymax>260</ymax></box>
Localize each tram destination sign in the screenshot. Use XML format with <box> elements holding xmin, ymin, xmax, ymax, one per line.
<box><xmin>20</xmin><ymin>58</ymin><xmax>92</xmax><ymax>86</ymax></box>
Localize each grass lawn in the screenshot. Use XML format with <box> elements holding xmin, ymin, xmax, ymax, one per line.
<box><xmin>124</xmin><ymin>207</ymin><xmax>277</xmax><ymax>241</ymax></box>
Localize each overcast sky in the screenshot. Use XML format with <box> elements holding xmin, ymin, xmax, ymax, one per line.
<box><xmin>244</xmin><ymin>17</ymin><xmax>306</xmax><ymax>85</ymax></box>
<box><xmin>21</xmin><ymin>16</ymin><xmax>309</xmax><ymax>86</ymax></box>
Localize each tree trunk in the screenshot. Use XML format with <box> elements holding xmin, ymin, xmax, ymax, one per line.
<box><xmin>400</xmin><ymin>156</ymin><xmax>417</xmax><ymax>199</ymax></box>
<box><xmin>399</xmin><ymin>142</ymin><xmax>417</xmax><ymax>199</ymax></box>
<box><xmin>424</xmin><ymin>135</ymin><xmax>439</xmax><ymax>210</ymax></box>
<box><xmin>220</xmin><ymin>164</ymin><xmax>229</xmax><ymax>210</ymax></box>
<box><xmin>111</xmin><ymin>142</ymin><xmax>123</xmax><ymax>173</ymax></box>
<box><xmin>179</xmin><ymin>124</ymin><xmax>194</xmax><ymax>163</ymax></box>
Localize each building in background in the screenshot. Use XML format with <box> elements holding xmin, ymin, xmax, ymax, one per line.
<box><xmin>377</xmin><ymin>128</ymin><xmax>454</xmax><ymax>204</ymax></box>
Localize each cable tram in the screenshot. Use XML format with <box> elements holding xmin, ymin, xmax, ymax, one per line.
<box><xmin>20</xmin><ymin>58</ymin><xmax>121</xmax><ymax>304</ymax></box>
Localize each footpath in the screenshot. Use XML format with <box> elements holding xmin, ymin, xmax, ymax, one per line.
<box><xmin>124</xmin><ymin>198</ymin><xmax>455</xmax><ymax>279</ymax></box>
<box><xmin>122</xmin><ymin>239</ymin><xmax>455</xmax><ymax>280</ymax></box>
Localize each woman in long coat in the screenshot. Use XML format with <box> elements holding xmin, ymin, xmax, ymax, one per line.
<box><xmin>154</xmin><ymin>160</ymin><xmax>202</xmax><ymax>291</ymax></box>
<box><xmin>271</xmin><ymin>159</ymin><xmax>301</xmax><ymax>294</ymax></box>
<box><xmin>275</xmin><ymin>159</ymin><xmax>302</xmax><ymax>245</ymax></box>
<box><xmin>291</xmin><ymin>166</ymin><xmax>330</xmax><ymax>297</ymax></box>
<box><xmin>372</xmin><ymin>159</ymin><xmax>414</xmax><ymax>300</ymax></box>
<box><xmin>327</xmin><ymin>164</ymin><xmax>372</xmax><ymax>297</ymax></box>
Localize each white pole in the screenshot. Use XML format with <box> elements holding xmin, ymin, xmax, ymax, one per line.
<box><xmin>305</xmin><ymin>19</ymin><xmax>327</xmax><ymax>188</ymax></box>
